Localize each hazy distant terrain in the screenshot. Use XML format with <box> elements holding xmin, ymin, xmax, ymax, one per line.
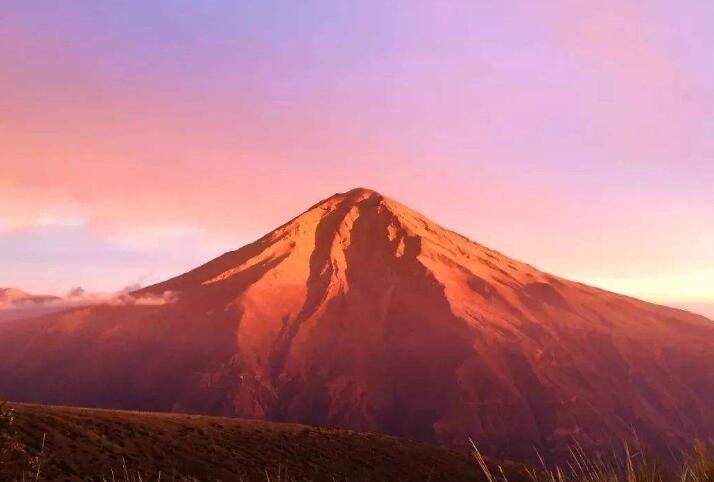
<box><xmin>0</xmin><ymin>288</ymin><xmax>61</xmax><ymax>322</ymax></box>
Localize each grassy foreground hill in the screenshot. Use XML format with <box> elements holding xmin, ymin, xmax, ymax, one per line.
<box><xmin>0</xmin><ymin>402</ymin><xmax>508</xmax><ymax>481</ymax></box>
<box><xmin>2</xmin><ymin>402</ymin><xmax>714</xmax><ymax>481</ymax></box>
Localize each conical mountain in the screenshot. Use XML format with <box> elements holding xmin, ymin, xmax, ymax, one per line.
<box><xmin>0</xmin><ymin>188</ymin><xmax>712</xmax><ymax>462</ymax></box>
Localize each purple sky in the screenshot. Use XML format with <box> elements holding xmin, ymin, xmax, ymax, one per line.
<box><xmin>1</xmin><ymin>1</ymin><xmax>713</xmax><ymax>318</ymax></box>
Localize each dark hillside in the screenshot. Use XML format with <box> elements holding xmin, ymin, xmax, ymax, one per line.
<box><xmin>1</xmin><ymin>402</ymin><xmax>516</xmax><ymax>481</ymax></box>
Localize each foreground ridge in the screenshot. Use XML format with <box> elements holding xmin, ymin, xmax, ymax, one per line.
<box><xmin>1</xmin><ymin>402</ymin><xmax>499</xmax><ymax>481</ymax></box>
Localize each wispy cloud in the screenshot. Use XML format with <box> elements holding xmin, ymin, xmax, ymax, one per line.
<box><xmin>0</xmin><ymin>223</ymin><xmax>234</xmax><ymax>295</ymax></box>
<box><xmin>0</xmin><ymin>288</ymin><xmax>177</xmax><ymax>322</ymax></box>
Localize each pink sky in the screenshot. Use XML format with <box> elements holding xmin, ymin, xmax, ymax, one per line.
<box><xmin>1</xmin><ymin>1</ymin><xmax>712</xmax><ymax>318</ymax></box>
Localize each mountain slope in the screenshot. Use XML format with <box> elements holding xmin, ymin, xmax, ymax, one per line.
<box><xmin>0</xmin><ymin>188</ymin><xmax>712</xmax><ymax>463</ymax></box>
<box><xmin>3</xmin><ymin>402</ymin><xmax>500</xmax><ymax>481</ymax></box>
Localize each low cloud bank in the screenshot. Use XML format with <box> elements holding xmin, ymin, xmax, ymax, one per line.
<box><xmin>0</xmin><ymin>288</ymin><xmax>177</xmax><ymax>322</ymax></box>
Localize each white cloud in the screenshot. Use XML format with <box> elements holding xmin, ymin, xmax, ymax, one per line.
<box><xmin>0</xmin><ymin>289</ymin><xmax>177</xmax><ymax>322</ymax></box>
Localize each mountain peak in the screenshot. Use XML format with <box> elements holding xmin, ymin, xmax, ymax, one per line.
<box><xmin>343</xmin><ymin>187</ymin><xmax>380</xmax><ymax>196</ymax></box>
<box><xmin>143</xmin><ymin>188</ymin><xmax>525</xmax><ymax>298</ymax></box>
<box><xmin>306</xmin><ymin>187</ymin><xmax>427</xmax><ymax>232</ymax></box>
<box><xmin>310</xmin><ymin>187</ymin><xmax>386</xmax><ymax>211</ymax></box>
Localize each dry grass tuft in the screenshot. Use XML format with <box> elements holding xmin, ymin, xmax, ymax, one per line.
<box><xmin>0</xmin><ymin>401</ymin><xmax>33</xmax><ymax>479</ymax></box>
<box><xmin>471</xmin><ymin>439</ymin><xmax>714</xmax><ymax>482</ymax></box>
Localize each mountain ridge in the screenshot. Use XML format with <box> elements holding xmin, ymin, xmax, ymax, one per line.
<box><xmin>3</xmin><ymin>401</ymin><xmax>505</xmax><ymax>481</ymax></box>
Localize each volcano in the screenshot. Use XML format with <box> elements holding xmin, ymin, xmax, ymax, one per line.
<box><xmin>0</xmin><ymin>188</ymin><xmax>712</xmax><ymax>462</ymax></box>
